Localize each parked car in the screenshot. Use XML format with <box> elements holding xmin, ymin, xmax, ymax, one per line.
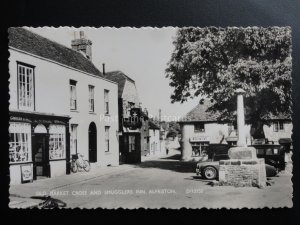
<box><xmin>250</xmin><ymin>144</ymin><xmax>285</xmax><ymax>171</ymax></box>
<box><xmin>196</xmin><ymin>152</ymin><xmax>278</xmax><ymax>180</ymax></box>
<box><xmin>196</xmin><ymin>153</ymin><xmax>228</xmax><ymax>180</ymax></box>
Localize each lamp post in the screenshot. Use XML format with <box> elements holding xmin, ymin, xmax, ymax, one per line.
<box><xmin>235</xmin><ymin>88</ymin><xmax>247</xmax><ymax>147</ymax></box>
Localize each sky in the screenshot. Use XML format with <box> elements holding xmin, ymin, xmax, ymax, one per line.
<box><xmin>28</xmin><ymin>27</ymin><xmax>200</xmax><ymax>120</ymax></box>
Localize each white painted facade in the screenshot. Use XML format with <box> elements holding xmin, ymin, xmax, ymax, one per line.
<box><xmin>149</xmin><ymin>129</ymin><xmax>161</xmax><ymax>156</ymax></box>
<box><xmin>9</xmin><ymin>48</ymin><xmax>119</xmax><ymax>184</ymax></box>
<box><xmin>180</xmin><ymin>121</ymin><xmax>292</xmax><ymax>160</ymax></box>
<box><xmin>180</xmin><ymin>122</ymin><xmax>251</xmax><ymax>161</ymax></box>
<box><xmin>263</xmin><ymin>122</ymin><xmax>293</xmax><ymax>144</ymax></box>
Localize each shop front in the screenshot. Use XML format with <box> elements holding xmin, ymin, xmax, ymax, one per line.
<box><xmin>9</xmin><ymin>111</ymin><xmax>70</xmax><ymax>184</ymax></box>
<box><xmin>189</xmin><ymin>136</ymin><xmax>210</xmax><ymax>157</ymax></box>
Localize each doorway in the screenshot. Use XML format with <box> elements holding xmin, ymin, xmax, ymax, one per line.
<box><xmin>88</xmin><ymin>122</ymin><xmax>97</xmax><ymax>162</ymax></box>
<box><xmin>121</xmin><ymin>133</ymin><xmax>141</xmax><ymax>164</ymax></box>
<box><xmin>33</xmin><ymin>134</ymin><xmax>49</xmax><ymax>178</ymax></box>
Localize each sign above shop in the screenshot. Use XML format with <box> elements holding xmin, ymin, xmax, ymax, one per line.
<box><xmin>10</xmin><ymin>116</ymin><xmax>31</xmax><ymax>123</ymax></box>
<box><xmin>190</xmin><ymin>136</ymin><xmax>209</xmax><ymax>142</ymax></box>
<box><xmin>10</xmin><ymin>111</ymin><xmax>70</xmax><ymax>125</ymax></box>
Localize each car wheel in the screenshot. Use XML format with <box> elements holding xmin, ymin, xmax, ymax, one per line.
<box><xmin>202</xmin><ymin>166</ymin><xmax>217</xmax><ymax>180</ymax></box>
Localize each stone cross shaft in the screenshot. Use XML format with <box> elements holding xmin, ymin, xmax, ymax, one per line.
<box><xmin>235</xmin><ymin>88</ymin><xmax>247</xmax><ymax>147</ymax></box>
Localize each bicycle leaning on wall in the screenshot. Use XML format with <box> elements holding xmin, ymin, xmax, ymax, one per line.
<box><xmin>71</xmin><ymin>153</ymin><xmax>91</xmax><ymax>173</ymax></box>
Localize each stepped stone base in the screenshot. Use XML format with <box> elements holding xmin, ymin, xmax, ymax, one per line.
<box><xmin>218</xmin><ymin>147</ymin><xmax>267</xmax><ymax>188</ymax></box>
<box><xmin>228</xmin><ymin>146</ymin><xmax>257</xmax><ymax>159</ymax></box>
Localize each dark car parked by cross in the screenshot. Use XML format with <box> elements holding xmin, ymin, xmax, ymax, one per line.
<box><xmin>196</xmin><ymin>144</ymin><xmax>279</xmax><ymax>180</ymax></box>
<box><xmin>250</xmin><ymin>144</ymin><xmax>285</xmax><ymax>171</ymax></box>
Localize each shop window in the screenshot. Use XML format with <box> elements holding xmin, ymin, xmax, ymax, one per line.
<box><xmin>194</xmin><ymin>123</ymin><xmax>205</xmax><ymax>132</ymax></box>
<box><xmin>105</xmin><ymin>126</ymin><xmax>110</xmax><ymax>152</ymax></box>
<box><xmin>273</xmin><ymin>121</ymin><xmax>284</xmax><ymax>132</ymax></box>
<box><xmin>88</xmin><ymin>85</ymin><xmax>95</xmax><ymax>112</ymax></box>
<box><xmin>70</xmin><ymin>80</ymin><xmax>77</xmax><ymax>110</ymax></box>
<box><xmin>17</xmin><ymin>63</ymin><xmax>35</xmax><ymax>111</ymax></box>
<box><xmin>128</xmin><ymin>136</ymin><xmax>136</xmax><ymax>152</ymax></box>
<box><xmin>191</xmin><ymin>142</ymin><xmax>209</xmax><ymax>157</ymax></box>
<box><xmin>9</xmin><ymin>123</ymin><xmax>32</xmax><ymax>163</ymax></box>
<box><xmin>49</xmin><ymin>125</ymin><xmax>66</xmax><ymax>160</ymax></box>
<box><xmin>70</xmin><ymin>124</ymin><xmax>78</xmax><ymax>155</ymax></box>
<box><xmin>104</xmin><ymin>89</ymin><xmax>109</xmax><ymax>115</ymax></box>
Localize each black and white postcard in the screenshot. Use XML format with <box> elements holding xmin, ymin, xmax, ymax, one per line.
<box><xmin>8</xmin><ymin>27</ymin><xmax>293</xmax><ymax>209</ymax></box>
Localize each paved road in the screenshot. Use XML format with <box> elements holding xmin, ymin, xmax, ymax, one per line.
<box><xmin>15</xmin><ymin>150</ymin><xmax>290</xmax><ymax>209</ymax></box>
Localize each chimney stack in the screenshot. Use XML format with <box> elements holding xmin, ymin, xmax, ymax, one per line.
<box><xmin>102</xmin><ymin>63</ymin><xmax>106</xmax><ymax>75</ymax></box>
<box><xmin>71</xmin><ymin>31</ymin><xmax>92</xmax><ymax>61</ymax></box>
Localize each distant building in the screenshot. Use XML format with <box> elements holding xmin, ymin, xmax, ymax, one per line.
<box><xmin>148</xmin><ymin>121</ymin><xmax>161</xmax><ymax>156</ymax></box>
<box><xmin>8</xmin><ymin>28</ymin><xmax>119</xmax><ymax>184</ymax></box>
<box><xmin>179</xmin><ymin>100</ymin><xmax>292</xmax><ymax>161</ymax></box>
<box><xmin>104</xmin><ymin>71</ymin><xmax>150</xmax><ymax>163</ymax></box>
<box><xmin>262</xmin><ymin>114</ymin><xmax>293</xmax><ymax>144</ymax></box>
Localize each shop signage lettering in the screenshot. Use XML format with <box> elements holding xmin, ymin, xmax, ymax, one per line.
<box><xmin>10</xmin><ymin>116</ymin><xmax>31</xmax><ymax>122</ymax></box>
<box><xmin>190</xmin><ymin>136</ymin><xmax>209</xmax><ymax>142</ymax></box>
<box><xmin>53</xmin><ymin>120</ymin><xmax>66</xmax><ymax>124</ymax></box>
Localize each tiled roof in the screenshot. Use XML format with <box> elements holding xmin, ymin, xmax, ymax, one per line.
<box><xmin>179</xmin><ymin>100</ymin><xmax>220</xmax><ymax>123</ymax></box>
<box><xmin>180</xmin><ymin>99</ymin><xmax>291</xmax><ymax>123</ymax></box>
<box><xmin>9</xmin><ymin>27</ymin><xmax>103</xmax><ymax>77</ymax></box>
<box><xmin>104</xmin><ymin>71</ymin><xmax>135</xmax><ymax>97</ymax></box>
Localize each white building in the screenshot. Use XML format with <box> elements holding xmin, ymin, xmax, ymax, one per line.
<box><xmin>9</xmin><ymin>28</ymin><xmax>119</xmax><ymax>184</ymax></box>
<box><xmin>148</xmin><ymin>121</ymin><xmax>162</xmax><ymax>156</ymax></box>
<box><xmin>179</xmin><ymin>100</ymin><xmax>292</xmax><ymax>161</ymax></box>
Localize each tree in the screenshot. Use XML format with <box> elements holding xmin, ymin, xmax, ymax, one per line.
<box><xmin>168</xmin><ymin>121</ymin><xmax>181</xmax><ymax>134</ymax></box>
<box><xmin>166</xmin><ymin>128</ymin><xmax>178</xmax><ymax>139</ymax></box>
<box><xmin>166</xmin><ymin>27</ymin><xmax>292</xmax><ymax>139</ymax></box>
